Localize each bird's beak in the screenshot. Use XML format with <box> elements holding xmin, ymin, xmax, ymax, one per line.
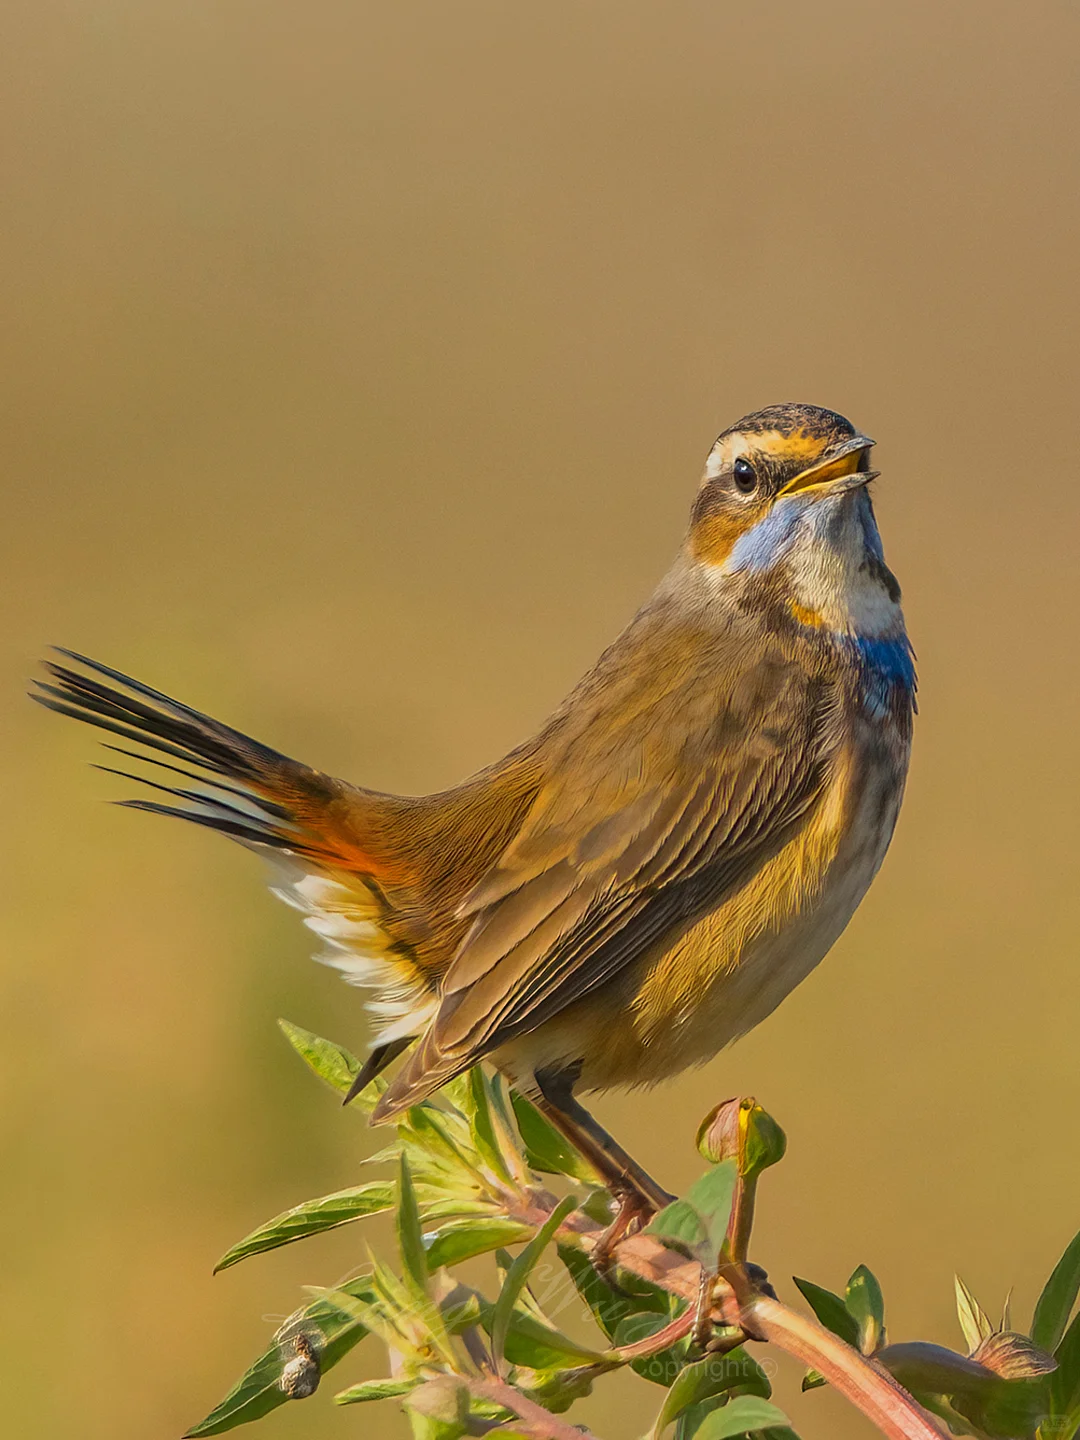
<box><xmin>779</xmin><ymin>433</ymin><xmax>877</xmax><ymax>496</ymax></box>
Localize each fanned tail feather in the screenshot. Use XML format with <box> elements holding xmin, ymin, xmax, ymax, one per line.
<box><xmin>32</xmin><ymin>648</ymin><xmax>314</xmax><ymax>852</ymax></box>
<box><xmin>32</xmin><ymin>649</ymin><xmax>437</xmax><ymax>1070</ymax></box>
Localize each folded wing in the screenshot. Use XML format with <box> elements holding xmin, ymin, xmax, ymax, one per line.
<box><xmin>376</xmin><ymin>632</ymin><xmax>838</xmax><ymax>1117</ymax></box>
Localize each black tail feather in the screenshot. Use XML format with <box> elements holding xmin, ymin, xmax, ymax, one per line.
<box><xmin>343</xmin><ymin>1037</ymin><xmax>412</xmax><ymax>1106</ymax></box>
<box><xmin>31</xmin><ymin>650</ymin><xmax>305</xmax><ymax>850</ymax></box>
<box><xmin>115</xmin><ymin>798</ymin><xmax>290</xmax><ymax>849</ymax></box>
<box><xmin>37</xmin><ymin>658</ymin><xmax>256</xmax><ymax>777</ymax></box>
<box><xmin>93</xmin><ymin>763</ymin><xmax>286</xmax><ymax>830</ymax></box>
<box><xmin>32</xmin><ymin>686</ymin><xmax>229</xmax><ymax>772</ymax></box>
<box><xmin>99</xmin><ymin>744</ymin><xmax>292</xmax><ymax>818</ymax></box>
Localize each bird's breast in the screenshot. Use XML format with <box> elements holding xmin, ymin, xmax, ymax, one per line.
<box><xmin>554</xmin><ymin>722</ymin><xmax>909</xmax><ymax>1092</ymax></box>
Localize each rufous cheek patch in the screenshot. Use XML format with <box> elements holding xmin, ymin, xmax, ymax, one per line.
<box><xmin>690</xmin><ymin>510</ymin><xmax>751</xmax><ymax>566</ymax></box>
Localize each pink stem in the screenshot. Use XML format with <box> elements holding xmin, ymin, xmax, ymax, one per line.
<box><xmin>743</xmin><ymin>1293</ymin><xmax>949</xmax><ymax>1440</ymax></box>
<box><xmin>515</xmin><ymin>1197</ymin><xmax>950</xmax><ymax>1440</ymax></box>
<box><xmin>607</xmin><ymin>1309</ymin><xmax>694</xmax><ymax>1362</ymax></box>
<box><xmin>467</xmin><ymin>1376</ymin><xmax>596</xmax><ymax>1440</ymax></box>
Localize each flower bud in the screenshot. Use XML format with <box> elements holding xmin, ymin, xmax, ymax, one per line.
<box><xmin>877</xmin><ymin>1341</ymin><xmax>1001</xmax><ymax>1398</ymax></box>
<box><xmin>696</xmin><ymin>1098</ymin><xmax>741</xmax><ymax>1165</ymax></box>
<box><xmin>971</xmin><ymin>1331</ymin><xmax>1057</xmax><ymax>1380</ymax></box>
<box><xmin>696</xmin><ymin>1097</ymin><xmax>787</xmax><ymax>1179</ymax></box>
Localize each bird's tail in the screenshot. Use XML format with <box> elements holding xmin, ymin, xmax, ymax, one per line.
<box><xmin>33</xmin><ymin>649</ymin><xmax>353</xmax><ymax>857</ymax></box>
<box><xmin>32</xmin><ymin>649</ymin><xmax>438</xmax><ymax>1058</ymax></box>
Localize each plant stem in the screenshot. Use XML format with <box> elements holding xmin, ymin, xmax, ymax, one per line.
<box><xmin>608</xmin><ymin>1309</ymin><xmax>694</xmax><ymax>1362</ymax></box>
<box><xmin>516</xmin><ymin>1199</ymin><xmax>950</xmax><ymax>1440</ymax></box>
<box><xmin>724</xmin><ymin>1174</ymin><xmax>756</xmax><ymax>1265</ymax></box>
<box><xmin>465</xmin><ymin>1376</ymin><xmax>597</xmax><ymax>1440</ymax></box>
<box><xmin>742</xmin><ymin>1293</ymin><xmax>949</xmax><ymax>1440</ymax></box>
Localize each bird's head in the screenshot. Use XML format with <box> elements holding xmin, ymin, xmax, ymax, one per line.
<box><xmin>687</xmin><ymin>403</ymin><xmax>902</xmax><ymax>637</ymax></box>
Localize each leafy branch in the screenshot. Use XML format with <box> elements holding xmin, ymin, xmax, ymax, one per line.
<box><xmin>184</xmin><ymin>1021</ymin><xmax>1080</xmax><ymax>1440</ymax></box>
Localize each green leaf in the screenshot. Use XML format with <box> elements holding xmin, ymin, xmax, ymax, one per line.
<box><xmin>675</xmin><ymin>1402</ymin><xmax>718</xmax><ymax>1440</ymax></box>
<box><xmin>183</xmin><ymin>1277</ymin><xmax>377</xmax><ymax>1436</ymax></box>
<box><xmin>418</xmin><ymin>1197</ymin><xmax>501</xmax><ymax>1223</ymax></box>
<box><xmin>364</xmin><ymin>1250</ymin><xmax>454</xmax><ymax>1363</ymax></box>
<box><xmin>214</xmin><ymin>1182</ymin><xmax>394</xmax><ymax>1272</ymax></box>
<box><xmin>397</xmin><ymin>1154</ymin><xmax>429</xmax><ymax>1295</ymax></box>
<box><xmin>404</xmin><ymin>1376</ymin><xmax>470</xmax><ymax>1440</ymax></box>
<box><xmin>792</xmin><ymin>1277</ymin><xmax>860</xmax><ymax>1348</ymax></box>
<box><xmin>400</xmin><ymin>1105</ymin><xmax>485</xmax><ymax>1182</ymax></box>
<box><xmin>438</xmin><ymin>1072</ymin><xmax>473</xmax><ymax>1115</ymax></box>
<box><xmin>720</xmin><ymin>1347</ymin><xmax>773</xmax><ymax>1400</ymax></box>
<box><xmin>510</xmin><ymin>1092</ymin><xmax>598</xmax><ymax>1182</ymax></box>
<box><xmin>877</xmin><ymin>1341</ymin><xmax>1004</xmax><ymax>1397</ymax></box>
<box><xmin>683</xmin><ymin>1162</ymin><xmax>738</xmax><ymax>1256</ymax></box>
<box><xmin>485</xmin><ymin>1071</ymin><xmax>532</xmax><ymax>1185</ymax></box>
<box><xmin>335</xmin><ymin>1377</ymin><xmax>416</xmax><ymax>1404</ymax></box>
<box><xmin>684</xmin><ymin>1395</ymin><xmax>790</xmax><ymax>1438</ymax></box>
<box><xmin>647</xmin><ymin>1162</ymin><xmax>737</xmax><ymax>1266</ymax></box>
<box><xmin>611</xmin><ymin>1310</ymin><xmax>687</xmax><ymax>1387</ymax></box>
<box><xmin>650</xmin><ymin>1350</ymin><xmax>773</xmax><ymax>1437</ymax></box>
<box><xmin>645</xmin><ymin>1199</ymin><xmax>710</xmax><ymax>1259</ymax></box>
<box><xmin>846</xmin><ymin>1264</ymin><xmax>885</xmax><ymax>1354</ymax></box>
<box><xmin>802</xmin><ymin>1368</ymin><xmax>826</xmax><ymax>1391</ymax></box>
<box><xmin>1034</xmin><ymin>1230</ymin><xmax>1080</xmax><ymax>1354</ymax></box>
<box><xmin>464</xmin><ymin>1067</ymin><xmax>516</xmax><ymax>1184</ymax></box>
<box><xmin>277</xmin><ymin>1019</ymin><xmax>369</xmax><ymax>1101</ymax></box>
<box><xmin>955</xmin><ymin>1275</ymin><xmax>994</xmax><ymax>1353</ymax></box>
<box><xmin>740</xmin><ymin>1103</ymin><xmax>788</xmax><ymax>1180</ymax></box>
<box><xmin>425</xmin><ymin>1217</ymin><xmax>536</xmax><ymax>1270</ymax></box>
<box><xmin>492</xmin><ymin>1245</ymin><xmax>559</xmax><ymax>1328</ymax></box>
<box><xmin>1051</xmin><ymin>1309</ymin><xmax>1080</xmax><ymax>1418</ymax></box>
<box><xmin>491</xmin><ymin>1195</ymin><xmax>578</xmax><ymax>1372</ymax></box>
<box><xmin>556</xmin><ymin>1243</ymin><xmax>668</xmax><ymax>1342</ymax></box>
<box><xmin>480</xmin><ymin>1303</ymin><xmax>611</xmax><ymax>1370</ymax></box>
<box><xmin>316</xmin><ymin>1278</ymin><xmax>407</xmax><ymax>1354</ymax></box>
<box><xmin>1041</xmin><ymin>1410</ymin><xmax>1080</xmax><ymax>1440</ymax></box>
<box><xmin>406</xmin><ymin>1412</ymin><xmax>465</xmax><ymax>1440</ymax></box>
<box><xmin>953</xmin><ymin>1374</ymin><xmax>1053</xmax><ymax>1439</ymax></box>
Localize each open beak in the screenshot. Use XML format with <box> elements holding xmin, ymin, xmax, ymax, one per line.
<box><xmin>779</xmin><ymin>433</ymin><xmax>877</xmax><ymax>496</ymax></box>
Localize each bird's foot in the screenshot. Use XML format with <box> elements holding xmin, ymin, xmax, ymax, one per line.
<box><xmin>691</xmin><ymin>1261</ymin><xmax>777</xmax><ymax>1351</ymax></box>
<box><xmin>590</xmin><ymin>1182</ymin><xmax>674</xmax><ymax>1289</ymax></box>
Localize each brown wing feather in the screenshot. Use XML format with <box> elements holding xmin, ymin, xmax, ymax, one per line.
<box><xmin>376</xmin><ymin>614</ymin><xmax>841</xmax><ymax>1117</ymax></box>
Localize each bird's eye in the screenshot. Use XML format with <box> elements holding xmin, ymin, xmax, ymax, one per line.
<box><xmin>732</xmin><ymin>457</ymin><xmax>757</xmax><ymax>494</ymax></box>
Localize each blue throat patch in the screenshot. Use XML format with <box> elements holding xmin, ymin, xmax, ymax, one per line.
<box><xmin>849</xmin><ymin>634</ymin><xmax>917</xmax><ymax>717</ymax></box>
<box><xmin>727</xmin><ymin>500</ymin><xmax>807</xmax><ymax>572</ymax></box>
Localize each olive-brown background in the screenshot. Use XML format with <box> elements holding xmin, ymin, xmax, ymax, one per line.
<box><xmin>3</xmin><ymin>2</ymin><xmax>1078</xmax><ymax>1436</ymax></box>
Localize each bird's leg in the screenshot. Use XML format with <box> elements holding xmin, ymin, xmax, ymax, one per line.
<box><xmin>532</xmin><ymin>1066</ymin><xmax>674</xmax><ymax>1272</ymax></box>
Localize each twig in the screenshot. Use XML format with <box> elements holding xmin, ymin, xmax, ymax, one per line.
<box><xmin>744</xmin><ymin>1295</ymin><xmax>949</xmax><ymax>1440</ymax></box>
<box><xmin>607</xmin><ymin>1308</ymin><xmax>694</xmax><ymax>1362</ymax></box>
<box><xmin>465</xmin><ymin>1376</ymin><xmax>596</xmax><ymax>1440</ymax></box>
<box><xmin>507</xmin><ymin>1195</ymin><xmax>949</xmax><ymax>1440</ymax></box>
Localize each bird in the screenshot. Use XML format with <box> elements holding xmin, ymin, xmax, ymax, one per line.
<box><xmin>33</xmin><ymin>402</ymin><xmax>914</xmax><ymax>1237</ymax></box>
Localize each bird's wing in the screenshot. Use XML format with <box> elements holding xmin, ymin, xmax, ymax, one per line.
<box><xmin>31</xmin><ymin>651</ymin><xmax>442</xmax><ymax>1041</ymax></box>
<box><xmin>378</xmin><ymin>626</ymin><xmax>837</xmax><ymax>1112</ymax></box>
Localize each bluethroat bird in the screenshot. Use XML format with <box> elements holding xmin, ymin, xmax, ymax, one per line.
<box><xmin>34</xmin><ymin>402</ymin><xmax>914</xmax><ymax>1230</ymax></box>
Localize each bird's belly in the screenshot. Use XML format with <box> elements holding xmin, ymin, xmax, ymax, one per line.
<box><xmin>650</xmin><ymin>824</ymin><xmax>885</xmax><ymax>1075</ymax></box>
<box><xmin>505</xmin><ymin>742</ymin><xmax>905</xmax><ymax>1094</ymax></box>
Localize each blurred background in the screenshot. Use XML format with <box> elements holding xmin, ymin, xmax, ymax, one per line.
<box><xmin>3</xmin><ymin>1</ymin><xmax>1079</xmax><ymax>1436</ymax></box>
